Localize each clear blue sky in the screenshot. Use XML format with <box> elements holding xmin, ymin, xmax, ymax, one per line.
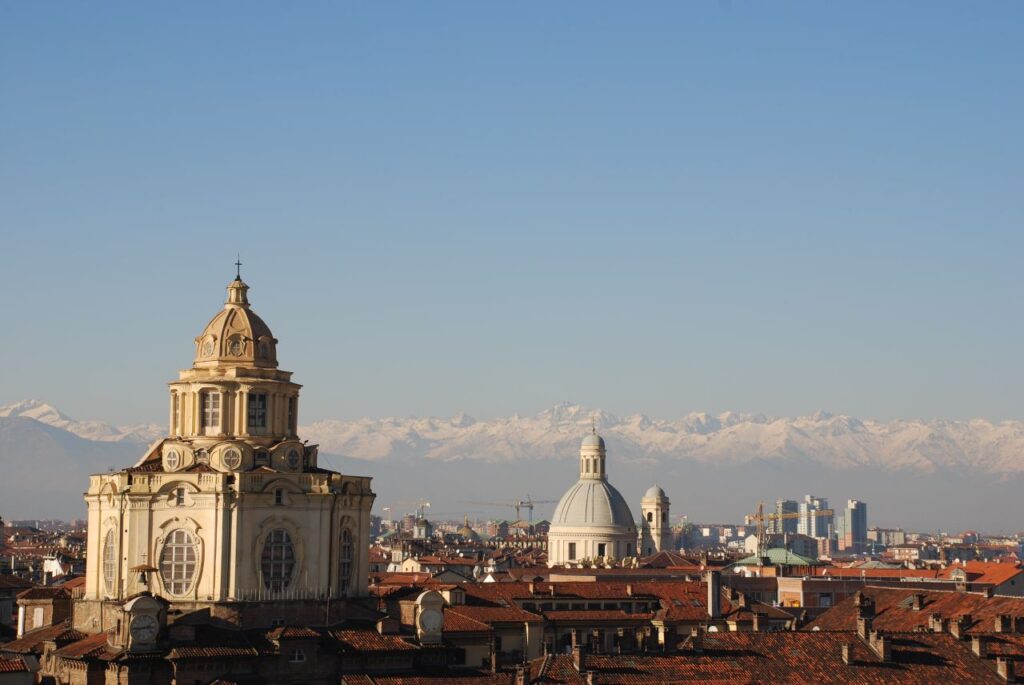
<box><xmin>1</xmin><ymin>2</ymin><xmax>1022</xmax><ymax>425</ymax></box>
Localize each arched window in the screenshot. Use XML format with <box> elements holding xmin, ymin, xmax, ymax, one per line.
<box><xmin>646</xmin><ymin>512</ymin><xmax>653</xmax><ymax>523</ymax></box>
<box><xmin>261</xmin><ymin>529</ymin><xmax>295</xmax><ymax>592</ymax></box>
<box><xmin>160</xmin><ymin>529</ymin><xmax>198</xmax><ymax>595</ymax></box>
<box><xmin>585</xmin><ymin>460</ymin><xmax>590</xmax><ymax>473</ymax></box>
<box><xmin>339</xmin><ymin>529</ymin><xmax>353</xmax><ymax>593</ymax></box>
<box><xmin>102</xmin><ymin>530</ymin><xmax>117</xmax><ymax>594</ymax></box>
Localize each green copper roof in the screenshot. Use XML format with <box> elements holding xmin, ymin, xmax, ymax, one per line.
<box><xmin>733</xmin><ymin>547</ymin><xmax>823</xmax><ymax>567</ymax></box>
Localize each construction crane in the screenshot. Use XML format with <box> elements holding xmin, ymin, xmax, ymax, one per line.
<box><xmin>745</xmin><ymin>501</ymin><xmax>833</xmax><ymax>562</ymax></box>
<box><xmin>462</xmin><ymin>495</ymin><xmax>559</xmax><ymax>523</ymax></box>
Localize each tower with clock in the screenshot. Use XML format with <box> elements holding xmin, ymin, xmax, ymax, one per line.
<box><xmin>75</xmin><ymin>273</ymin><xmax>376</xmax><ymax>632</ymax></box>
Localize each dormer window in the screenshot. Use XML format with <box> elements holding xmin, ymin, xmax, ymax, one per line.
<box><xmin>175</xmin><ymin>488</ymin><xmax>185</xmax><ymax>506</ymax></box>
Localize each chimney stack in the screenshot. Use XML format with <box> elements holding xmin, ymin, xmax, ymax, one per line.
<box><xmin>572</xmin><ymin>643</ymin><xmax>586</xmax><ymax>674</ymax></box>
<box><xmin>971</xmin><ymin>635</ymin><xmax>987</xmax><ymax>658</ymax></box>
<box><xmin>996</xmin><ymin>657</ymin><xmax>1015</xmax><ymax>682</ymax></box>
<box><xmin>689</xmin><ymin>627</ymin><xmax>704</xmax><ymax>654</ymax></box>
<box><xmin>841</xmin><ymin>643</ymin><xmax>852</xmax><ymax>665</ymax></box>
<box><xmin>856</xmin><ymin>616</ymin><xmax>873</xmax><ymax>640</ymax></box>
<box><xmin>951</xmin><ymin>614</ymin><xmax>972</xmax><ymax>640</ymax></box>
<box><xmin>995</xmin><ymin>614</ymin><xmax>1012</xmax><ymax>633</ymax></box>
<box><xmin>753</xmin><ymin>611</ymin><xmax>765</xmax><ymax>633</ymax></box>
<box><xmin>705</xmin><ymin>570</ymin><xmax>721</xmax><ymax>620</ymax></box>
<box><xmin>911</xmin><ymin>593</ymin><xmax>925</xmax><ymax>611</ymax></box>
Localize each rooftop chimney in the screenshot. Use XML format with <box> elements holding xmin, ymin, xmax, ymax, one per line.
<box><xmin>995</xmin><ymin>614</ymin><xmax>1012</xmax><ymax>633</ymax></box>
<box><xmin>856</xmin><ymin>616</ymin><xmax>873</xmax><ymax>640</ymax></box>
<box><xmin>929</xmin><ymin>613</ymin><xmax>946</xmax><ymax>633</ymax></box>
<box><xmin>689</xmin><ymin>627</ymin><xmax>703</xmax><ymax>654</ymax></box>
<box><xmin>752</xmin><ymin>612</ymin><xmax>764</xmax><ymax>633</ymax></box>
<box><xmin>705</xmin><ymin>570</ymin><xmax>721</xmax><ymax>620</ymax></box>
<box><xmin>854</xmin><ymin>592</ymin><xmax>875</xmax><ymax>620</ymax></box>
<box><xmin>951</xmin><ymin>614</ymin><xmax>972</xmax><ymax>640</ymax></box>
<box><xmin>996</xmin><ymin>656</ymin><xmax>1015</xmax><ymax>682</ymax></box>
<box><xmin>841</xmin><ymin>643</ymin><xmax>852</xmax><ymax>665</ymax></box>
<box><xmin>971</xmin><ymin>635</ymin><xmax>987</xmax><ymax>658</ymax></box>
<box><xmin>911</xmin><ymin>593</ymin><xmax>925</xmax><ymax>611</ymax></box>
<box><xmin>572</xmin><ymin>643</ymin><xmax>586</xmax><ymax>673</ymax></box>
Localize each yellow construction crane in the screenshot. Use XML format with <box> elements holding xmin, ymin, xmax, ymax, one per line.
<box><xmin>744</xmin><ymin>502</ymin><xmax>833</xmax><ymax>561</ymax></box>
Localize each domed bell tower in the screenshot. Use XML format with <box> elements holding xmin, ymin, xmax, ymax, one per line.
<box><xmin>639</xmin><ymin>486</ymin><xmax>671</xmax><ymax>556</ymax></box>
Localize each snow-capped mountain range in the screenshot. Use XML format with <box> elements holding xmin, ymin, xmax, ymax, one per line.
<box><xmin>4</xmin><ymin>399</ymin><xmax>1023</xmax><ymax>475</ymax></box>
<box><xmin>302</xmin><ymin>402</ymin><xmax>1024</xmax><ymax>475</ymax></box>
<box><xmin>0</xmin><ymin>400</ymin><xmax>165</xmax><ymax>444</ymax></box>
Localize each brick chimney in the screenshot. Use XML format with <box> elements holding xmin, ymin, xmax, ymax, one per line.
<box><xmin>929</xmin><ymin>613</ymin><xmax>946</xmax><ymax>633</ymax></box>
<box><xmin>951</xmin><ymin>614</ymin><xmax>972</xmax><ymax>640</ymax></box>
<box><xmin>996</xmin><ymin>656</ymin><xmax>1015</xmax><ymax>682</ymax></box>
<box><xmin>995</xmin><ymin>614</ymin><xmax>1012</xmax><ymax>633</ymax></box>
<box><xmin>841</xmin><ymin>643</ymin><xmax>852</xmax><ymax>665</ymax></box>
<box><xmin>911</xmin><ymin>593</ymin><xmax>925</xmax><ymax>611</ymax></box>
<box><xmin>705</xmin><ymin>570</ymin><xmax>721</xmax><ymax>620</ymax></box>
<box><xmin>689</xmin><ymin>627</ymin><xmax>704</xmax><ymax>654</ymax></box>
<box><xmin>856</xmin><ymin>616</ymin><xmax>873</xmax><ymax>640</ymax></box>
<box><xmin>572</xmin><ymin>643</ymin><xmax>586</xmax><ymax>674</ymax></box>
<box><xmin>854</xmin><ymin>592</ymin><xmax>875</xmax><ymax>620</ymax></box>
<box><xmin>868</xmin><ymin>630</ymin><xmax>891</xmax><ymax>662</ymax></box>
<box><xmin>971</xmin><ymin>635</ymin><xmax>987</xmax><ymax>658</ymax></box>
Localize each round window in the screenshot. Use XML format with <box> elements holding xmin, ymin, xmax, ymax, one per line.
<box><xmin>201</xmin><ymin>339</ymin><xmax>215</xmax><ymax>356</ymax></box>
<box><xmin>195</xmin><ymin>449</ymin><xmax>209</xmax><ymax>465</ymax></box>
<box><xmin>165</xmin><ymin>450</ymin><xmax>180</xmax><ymax>471</ymax></box>
<box><xmin>222</xmin><ymin>448</ymin><xmax>242</xmax><ymax>470</ymax></box>
<box><xmin>228</xmin><ymin>338</ymin><xmax>243</xmax><ymax>356</ymax></box>
<box><xmin>287</xmin><ymin>449</ymin><xmax>300</xmax><ymax>469</ymax></box>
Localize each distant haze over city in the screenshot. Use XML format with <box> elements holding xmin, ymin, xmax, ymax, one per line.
<box><xmin>2</xmin><ymin>399</ymin><xmax>1020</xmax><ymax>532</ymax></box>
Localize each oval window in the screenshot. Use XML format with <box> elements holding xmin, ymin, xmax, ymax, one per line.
<box><xmin>165</xmin><ymin>450</ymin><xmax>180</xmax><ymax>471</ymax></box>
<box><xmin>287</xmin><ymin>449</ymin><xmax>300</xmax><ymax>469</ymax></box>
<box><xmin>159</xmin><ymin>529</ymin><xmax>198</xmax><ymax>596</ymax></box>
<box><xmin>261</xmin><ymin>529</ymin><xmax>295</xmax><ymax>592</ymax></box>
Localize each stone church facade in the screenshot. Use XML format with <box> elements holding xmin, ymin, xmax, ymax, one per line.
<box><xmin>75</xmin><ymin>275</ymin><xmax>375</xmax><ymax>637</ymax></box>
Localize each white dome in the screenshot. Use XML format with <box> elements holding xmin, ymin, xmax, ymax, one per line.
<box><xmin>552</xmin><ymin>479</ymin><xmax>635</xmax><ymax>528</ymax></box>
<box><xmin>581</xmin><ymin>433</ymin><xmax>605</xmax><ymax>450</ymax></box>
<box><xmin>643</xmin><ymin>485</ymin><xmax>667</xmax><ymax>499</ymax></box>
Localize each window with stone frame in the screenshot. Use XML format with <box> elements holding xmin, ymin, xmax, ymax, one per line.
<box><xmin>102</xmin><ymin>529</ymin><xmax>117</xmax><ymax>594</ymax></box>
<box><xmin>160</xmin><ymin>529</ymin><xmax>198</xmax><ymax>595</ymax></box>
<box><xmin>339</xmin><ymin>529</ymin><xmax>353</xmax><ymax>593</ymax></box>
<box><xmin>261</xmin><ymin>529</ymin><xmax>295</xmax><ymax>592</ymax></box>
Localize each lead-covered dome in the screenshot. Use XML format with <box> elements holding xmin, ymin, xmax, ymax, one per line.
<box><xmin>193</xmin><ymin>278</ymin><xmax>279</xmax><ymax>368</ymax></box>
<box><xmin>643</xmin><ymin>485</ymin><xmax>667</xmax><ymax>500</ymax></box>
<box><xmin>581</xmin><ymin>433</ymin><xmax>605</xmax><ymax>450</ymax></box>
<box><xmin>552</xmin><ymin>479</ymin><xmax>635</xmax><ymax>528</ymax></box>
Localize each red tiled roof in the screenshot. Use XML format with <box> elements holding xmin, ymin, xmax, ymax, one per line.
<box><xmin>1</xmin><ymin>620</ymin><xmax>87</xmax><ymax>654</ymax></box>
<box><xmin>938</xmin><ymin>561</ymin><xmax>1024</xmax><ymax>586</ymax></box>
<box><xmin>52</xmin><ymin>632</ymin><xmax>117</xmax><ymax>660</ymax></box>
<box><xmin>542</xmin><ymin>610</ymin><xmax>653</xmax><ymax>622</ymax></box>
<box><xmin>806</xmin><ymin>586</ymin><xmax>1024</xmax><ymax>634</ymax></box>
<box><xmin>443</xmin><ymin>611</ymin><xmax>492</xmax><ymax>634</ymax></box>
<box><xmin>530</xmin><ymin>631</ymin><xmax>1008</xmax><ymax>684</ymax></box>
<box><xmin>17</xmin><ymin>587</ymin><xmax>71</xmax><ymax>600</ymax></box>
<box><xmin>331</xmin><ymin>629</ymin><xmax>418</xmax><ymax>652</ymax></box>
<box><xmin>265</xmin><ymin>625</ymin><xmax>321</xmax><ymax>640</ymax></box>
<box><xmin>0</xmin><ymin>657</ymin><xmax>31</xmax><ymax>674</ymax></box>
<box><xmin>448</xmin><ymin>606</ymin><xmax>543</xmax><ymax>624</ymax></box>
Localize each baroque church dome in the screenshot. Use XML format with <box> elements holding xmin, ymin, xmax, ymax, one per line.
<box><xmin>548</xmin><ymin>433</ymin><xmax>637</xmax><ymax>565</ymax></box>
<box><xmin>193</xmin><ymin>277</ymin><xmax>278</xmax><ymax>368</ymax></box>
<box><xmin>552</xmin><ymin>478</ymin><xmax>634</xmax><ymax>527</ymax></box>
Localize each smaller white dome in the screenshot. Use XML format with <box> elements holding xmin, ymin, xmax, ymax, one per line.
<box><xmin>581</xmin><ymin>433</ymin><xmax>605</xmax><ymax>449</ymax></box>
<box><xmin>644</xmin><ymin>485</ymin><xmax>667</xmax><ymax>499</ymax></box>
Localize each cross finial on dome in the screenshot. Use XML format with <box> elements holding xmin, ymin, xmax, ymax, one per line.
<box><xmin>592</xmin><ymin>416</ymin><xmax>597</xmax><ymax>435</ymax></box>
<box><xmin>235</xmin><ymin>254</ymin><xmax>243</xmax><ymax>280</ymax></box>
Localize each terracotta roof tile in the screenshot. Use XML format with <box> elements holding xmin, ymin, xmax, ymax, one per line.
<box><xmin>330</xmin><ymin>629</ymin><xmax>418</xmax><ymax>652</ymax></box>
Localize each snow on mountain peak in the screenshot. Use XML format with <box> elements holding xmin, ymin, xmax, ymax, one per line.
<box><xmin>0</xmin><ymin>399</ymin><xmax>163</xmax><ymax>444</ymax></box>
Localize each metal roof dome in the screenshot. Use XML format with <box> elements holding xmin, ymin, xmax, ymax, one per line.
<box><xmin>551</xmin><ymin>479</ymin><xmax>635</xmax><ymax>529</ymax></box>
<box><xmin>581</xmin><ymin>433</ymin><xmax>605</xmax><ymax>450</ymax></box>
